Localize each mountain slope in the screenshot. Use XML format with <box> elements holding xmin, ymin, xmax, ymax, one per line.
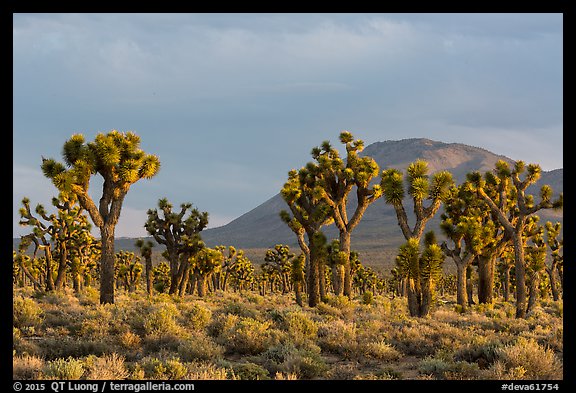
<box><xmin>201</xmin><ymin>138</ymin><xmax>563</xmax><ymax>250</ymax></box>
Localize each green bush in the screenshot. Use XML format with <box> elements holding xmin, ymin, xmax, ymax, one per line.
<box><xmin>218</xmin><ymin>317</ymin><xmax>277</xmax><ymax>354</ymax></box>
<box><xmin>178</xmin><ymin>332</ymin><xmax>225</xmax><ymax>361</ymax></box>
<box><xmin>181</xmin><ymin>304</ymin><xmax>212</xmax><ymax>330</ymax></box>
<box><xmin>317</xmin><ymin>320</ymin><xmax>357</xmax><ymax>356</ymax></box>
<box><xmin>362</xmin><ymin>291</ymin><xmax>374</xmax><ymax>305</ymax></box>
<box><xmin>142</xmin><ymin>302</ymin><xmax>182</xmax><ymax>336</ymax></box>
<box><xmin>489</xmin><ymin>337</ymin><xmax>562</xmax><ymax>380</ymax></box>
<box><xmin>231</xmin><ymin>362</ymin><xmax>270</xmax><ymax>380</ymax></box>
<box><xmin>13</xmin><ymin>296</ymin><xmax>44</xmax><ymax>329</ymax></box>
<box><xmin>44</xmin><ymin>357</ymin><xmax>84</xmax><ymax>380</ymax></box>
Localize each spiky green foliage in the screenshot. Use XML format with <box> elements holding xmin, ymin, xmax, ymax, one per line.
<box><xmin>115</xmin><ymin>251</ymin><xmax>143</xmax><ymax>292</ymax></box>
<box><xmin>135</xmin><ymin>239</ymin><xmax>154</xmax><ymax>296</ymax></box>
<box><xmin>264</xmin><ymin>245</ymin><xmax>295</xmax><ymax>294</ymax></box>
<box><xmin>395</xmin><ymin>232</ymin><xmax>444</xmax><ymax>317</ymax></box>
<box><xmin>144</xmin><ymin>198</ymin><xmax>208</xmax><ymax>296</ymax></box>
<box><xmin>192</xmin><ymin>247</ymin><xmax>224</xmax><ymax>297</ymax></box>
<box><xmin>18</xmin><ymin>194</ymin><xmax>94</xmax><ymax>292</ymax></box>
<box><xmin>280</xmin><ymin>162</ymin><xmax>332</xmax><ymax>307</ymax></box>
<box><xmin>470</xmin><ymin>160</ymin><xmax>562</xmax><ymax>318</ymax></box>
<box><xmin>308</xmin><ymin>131</ymin><xmax>384</xmax><ymax>298</ymax></box>
<box><xmin>41</xmin><ymin>131</ymin><xmax>160</xmax><ymax>304</ymax></box>
<box><xmin>382</xmin><ymin>160</ymin><xmax>453</xmax><ymax>242</ymax></box>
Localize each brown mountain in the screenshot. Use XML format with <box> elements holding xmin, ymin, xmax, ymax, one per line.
<box><xmin>201</xmin><ymin>138</ymin><xmax>563</xmax><ymax>257</ymax></box>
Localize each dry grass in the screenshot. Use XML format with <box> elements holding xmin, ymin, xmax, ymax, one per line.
<box><xmin>12</xmin><ymin>286</ymin><xmax>563</xmax><ymax>380</ymax></box>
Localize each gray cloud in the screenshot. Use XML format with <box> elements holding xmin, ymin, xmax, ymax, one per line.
<box><xmin>13</xmin><ymin>13</ymin><xmax>562</xmax><ymax>237</ymax></box>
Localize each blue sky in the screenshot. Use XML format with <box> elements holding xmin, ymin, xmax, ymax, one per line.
<box><xmin>13</xmin><ymin>13</ymin><xmax>563</xmax><ymax>238</ymax></box>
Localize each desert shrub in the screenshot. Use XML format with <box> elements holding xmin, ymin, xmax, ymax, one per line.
<box><xmin>488</xmin><ymin>337</ymin><xmax>562</xmax><ymax>380</ymax></box>
<box><xmin>362</xmin><ymin>291</ymin><xmax>374</xmax><ymax>305</ymax></box>
<box><xmin>262</xmin><ymin>342</ymin><xmax>326</xmax><ymax>379</ymax></box>
<box><xmin>79</xmin><ymin>305</ymin><xmax>113</xmax><ymax>339</ymax></box>
<box><xmin>178</xmin><ymin>332</ymin><xmax>225</xmax><ymax>361</ymax></box>
<box><xmin>388</xmin><ymin>323</ymin><xmax>442</xmax><ymax>357</ymax></box>
<box><xmin>231</xmin><ymin>362</ymin><xmax>270</xmax><ymax>380</ymax></box>
<box><xmin>222</xmin><ymin>301</ymin><xmax>258</xmax><ymax>319</ymax></box>
<box><xmin>76</xmin><ymin>287</ymin><xmax>100</xmax><ymax>306</ymax></box>
<box><xmin>119</xmin><ymin>331</ymin><xmax>141</xmax><ymax>349</ymax></box>
<box><xmin>180</xmin><ymin>303</ymin><xmax>212</xmax><ymax>330</ymax></box>
<box><xmin>142</xmin><ymin>302</ymin><xmax>182</xmax><ymax>336</ymax></box>
<box><xmin>217</xmin><ymin>317</ymin><xmax>278</xmax><ymax>354</ymax></box>
<box><xmin>187</xmin><ymin>361</ymin><xmax>235</xmax><ymax>380</ymax></box>
<box><xmin>315</xmin><ymin>302</ymin><xmax>342</xmax><ymax>318</ymax></box>
<box><xmin>13</xmin><ymin>354</ymin><xmax>45</xmax><ymax>379</ymax></box>
<box><xmin>453</xmin><ymin>338</ymin><xmax>501</xmax><ymax>368</ymax></box>
<box><xmin>361</xmin><ymin>340</ymin><xmax>402</xmax><ymax>361</ymax></box>
<box><xmin>44</xmin><ymin>357</ymin><xmax>85</xmax><ymax>380</ymax></box>
<box><xmin>38</xmin><ymin>337</ymin><xmax>109</xmax><ymax>360</ymax></box>
<box><xmin>328</xmin><ymin>363</ymin><xmax>361</xmax><ymax>380</ymax></box>
<box><xmin>13</xmin><ymin>296</ymin><xmax>44</xmax><ymax>329</ymax></box>
<box><xmin>139</xmin><ymin>356</ymin><xmax>188</xmax><ymax>380</ymax></box>
<box><xmin>85</xmin><ymin>353</ymin><xmax>129</xmax><ymax>380</ymax></box>
<box><xmin>418</xmin><ymin>356</ymin><xmax>452</xmax><ymax>379</ymax></box>
<box><xmin>317</xmin><ymin>319</ymin><xmax>357</xmax><ymax>356</ymax></box>
<box><xmin>207</xmin><ymin>313</ymin><xmax>240</xmax><ymax>337</ymax></box>
<box><xmin>280</xmin><ymin>311</ymin><xmax>318</xmax><ymax>345</ymax></box>
<box><xmin>281</xmin><ymin>348</ymin><xmax>328</xmax><ymax>379</ymax></box>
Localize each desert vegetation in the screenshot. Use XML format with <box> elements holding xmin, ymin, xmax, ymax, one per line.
<box><xmin>13</xmin><ymin>130</ymin><xmax>563</xmax><ymax>380</ymax></box>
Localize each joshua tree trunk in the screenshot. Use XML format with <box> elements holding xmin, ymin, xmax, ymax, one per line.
<box><xmin>503</xmin><ymin>266</ymin><xmax>512</xmax><ymax>302</ymax></box>
<box><xmin>547</xmin><ymin>263</ymin><xmax>559</xmax><ymax>302</ymax></box>
<box><xmin>477</xmin><ymin>255</ymin><xmax>496</xmax><ymax>304</ymax></box>
<box><xmin>512</xmin><ymin>234</ymin><xmax>527</xmax><ymax>319</ymax></box>
<box><xmin>295</xmin><ymin>281</ymin><xmax>303</xmax><ymax>307</ymax></box>
<box><xmin>456</xmin><ymin>263</ymin><xmax>468</xmax><ymax>311</ymax></box>
<box><xmin>307</xmin><ymin>233</ymin><xmax>321</xmax><ymax>307</ymax></box>
<box><xmin>526</xmin><ymin>270</ymin><xmax>540</xmax><ymax>315</ymax></box>
<box><xmin>100</xmin><ymin>225</ymin><xmax>116</xmax><ymax>304</ymax></box>
<box><xmin>319</xmin><ymin>260</ymin><xmax>327</xmax><ymax>301</ymax></box>
<box><xmin>406</xmin><ymin>279</ymin><xmax>422</xmax><ymax>317</ymax></box>
<box><xmin>466</xmin><ymin>265</ymin><xmax>475</xmax><ymax>306</ymax></box>
<box><xmin>54</xmin><ymin>246</ymin><xmax>68</xmax><ymax>290</ymax></box>
<box><xmin>197</xmin><ymin>274</ymin><xmax>207</xmax><ymax>297</ymax></box>
<box><xmin>168</xmin><ymin>248</ymin><xmax>180</xmax><ymax>295</ymax></box>
<box><xmin>340</xmin><ymin>232</ymin><xmax>353</xmax><ymax>298</ymax></box>
<box><xmin>145</xmin><ymin>255</ymin><xmax>153</xmax><ymax>297</ymax></box>
<box><xmin>420</xmin><ymin>280</ymin><xmax>433</xmax><ymax>317</ymax></box>
<box><xmin>332</xmin><ymin>265</ymin><xmax>344</xmax><ymax>296</ymax></box>
<box><xmin>178</xmin><ymin>263</ymin><xmax>191</xmax><ymax>297</ymax></box>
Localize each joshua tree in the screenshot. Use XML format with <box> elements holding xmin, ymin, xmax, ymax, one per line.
<box><xmin>18</xmin><ymin>194</ymin><xmax>92</xmax><ymax>291</ymax></box>
<box><xmin>395</xmin><ymin>231</ymin><xmax>444</xmax><ymax>317</ymax></box>
<box><xmin>264</xmin><ymin>245</ymin><xmax>295</xmax><ymax>294</ymax></box>
<box><xmin>280</xmin><ymin>165</ymin><xmax>333</xmax><ymax>307</ymax></box>
<box><xmin>440</xmin><ymin>185</ymin><xmax>502</xmax><ymax>310</ymax></box>
<box><xmin>290</xmin><ymin>254</ymin><xmax>306</xmax><ymax>306</ymax></box>
<box><xmin>524</xmin><ymin>217</ymin><xmax>547</xmax><ymax>315</ymax></box>
<box><xmin>382</xmin><ymin>160</ymin><xmax>453</xmax><ymax>243</ymax></box>
<box><xmin>327</xmin><ymin>239</ymin><xmax>346</xmax><ymax>295</ymax></box>
<box><xmin>114</xmin><ymin>251</ymin><xmax>143</xmax><ymax>292</ymax></box>
<box><xmin>152</xmin><ymin>261</ymin><xmax>171</xmax><ymax>293</ymax></box>
<box><xmin>228</xmin><ymin>252</ymin><xmax>255</xmax><ymax>292</ymax></box>
<box><xmin>467</xmin><ymin>160</ymin><xmax>562</xmax><ymax>318</ymax></box>
<box><xmin>135</xmin><ymin>239</ymin><xmax>155</xmax><ymax>296</ymax></box>
<box><xmin>311</xmin><ymin>131</ymin><xmax>384</xmax><ymax>298</ymax></box>
<box><xmin>544</xmin><ymin>221</ymin><xmax>562</xmax><ymax>301</ymax></box>
<box><xmin>41</xmin><ymin>130</ymin><xmax>160</xmax><ymax>304</ymax></box>
<box><xmin>144</xmin><ymin>198</ymin><xmax>208</xmax><ymax>295</ymax></box>
<box><xmin>192</xmin><ymin>247</ymin><xmax>223</xmax><ymax>297</ymax></box>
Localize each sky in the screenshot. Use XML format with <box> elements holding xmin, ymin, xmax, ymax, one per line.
<box><xmin>13</xmin><ymin>13</ymin><xmax>563</xmax><ymax>238</ymax></box>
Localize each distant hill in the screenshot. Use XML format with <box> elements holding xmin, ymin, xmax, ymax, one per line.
<box><xmin>200</xmin><ymin>138</ymin><xmax>563</xmax><ymax>252</ymax></box>
<box><xmin>13</xmin><ymin>138</ymin><xmax>563</xmax><ymax>269</ymax></box>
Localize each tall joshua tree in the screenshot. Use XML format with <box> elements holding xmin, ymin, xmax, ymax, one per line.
<box><xmin>468</xmin><ymin>160</ymin><xmax>562</xmax><ymax>318</ymax></box>
<box><xmin>135</xmin><ymin>239</ymin><xmax>155</xmax><ymax>296</ymax></box>
<box><xmin>144</xmin><ymin>198</ymin><xmax>208</xmax><ymax>295</ymax></box>
<box><xmin>382</xmin><ymin>159</ymin><xmax>453</xmax><ymax>243</ymax></box>
<box><xmin>544</xmin><ymin>221</ymin><xmax>562</xmax><ymax>301</ymax></box>
<box><xmin>312</xmin><ymin>131</ymin><xmax>383</xmax><ymax>298</ymax></box>
<box><xmin>281</xmin><ymin>166</ymin><xmax>333</xmax><ymax>307</ymax></box>
<box><xmin>396</xmin><ymin>231</ymin><xmax>444</xmax><ymax>317</ymax></box>
<box><xmin>41</xmin><ymin>130</ymin><xmax>160</xmax><ymax>304</ymax></box>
